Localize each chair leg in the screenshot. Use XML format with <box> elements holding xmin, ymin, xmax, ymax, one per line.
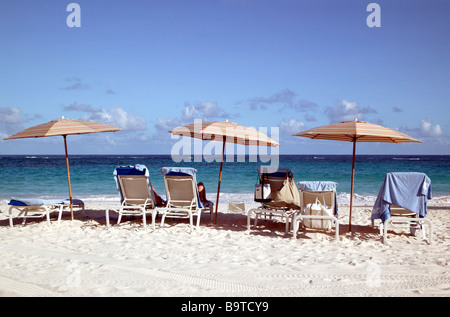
<box><xmin>335</xmin><ymin>219</ymin><xmax>339</xmax><ymax>240</ymax></box>
<box><xmin>161</xmin><ymin>213</ymin><xmax>166</xmax><ymax>228</ymax></box>
<box><xmin>383</xmin><ymin>219</ymin><xmax>391</xmax><ymax>244</ymax></box>
<box><xmin>142</xmin><ymin>210</ymin><xmax>147</xmax><ymax>229</ymax></box>
<box><xmin>152</xmin><ymin>211</ymin><xmax>157</xmax><ymax>230</ymax></box>
<box><xmin>45</xmin><ymin>208</ymin><xmax>51</xmax><ymax>226</ymax></box>
<box><xmin>196</xmin><ymin>211</ymin><xmax>202</xmax><ymax>230</ymax></box>
<box><xmin>292</xmin><ymin>217</ymin><xmax>298</xmax><ymax>239</ymax></box>
<box><xmin>105</xmin><ymin>209</ymin><xmax>110</xmax><ymax>227</ymax></box>
<box><xmin>420</xmin><ymin>219</ymin><xmax>433</xmax><ymax>245</ymax></box>
<box><xmin>57</xmin><ymin>205</ymin><xmax>63</xmax><ymax>224</ymax></box>
<box><xmin>8</xmin><ymin>207</ymin><xmax>14</xmax><ymax>228</ymax></box>
<box><xmin>189</xmin><ymin>212</ymin><xmax>193</xmax><ymax>232</ymax></box>
<box><xmin>247</xmin><ymin>209</ymin><xmax>254</xmax><ymax>230</ymax></box>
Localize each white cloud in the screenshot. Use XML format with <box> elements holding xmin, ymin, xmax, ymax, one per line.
<box><xmin>242</xmin><ymin>90</ymin><xmax>320</xmax><ymax>124</ymax></box>
<box><xmin>157</xmin><ymin>102</ymin><xmax>230</xmax><ymax>131</ymax></box>
<box><xmin>400</xmin><ymin>119</ymin><xmax>447</xmax><ymax>146</ymax></box>
<box><xmin>279</xmin><ymin>118</ymin><xmax>305</xmax><ymax>135</ymax></box>
<box><xmin>65</xmin><ymin>104</ymin><xmax>147</xmax><ymax>132</ymax></box>
<box><xmin>325</xmin><ymin>99</ymin><xmax>377</xmax><ymax>123</ymax></box>
<box><xmin>181</xmin><ymin>102</ymin><xmax>229</xmax><ymax>121</ymax></box>
<box><xmin>247</xmin><ymin>89</ymin><xmax>296</xmax><ymax>110</ymax></box>
<box><xmin>419</xmin><ymin>119</ymin><xmax>444</xmax><ymax>138</ymax></box>
<box><xmin>197</xmin><ymin>101</ymin><xmax>227</xmax><ymax>119</ymax></box>
<box><xmin>155</xmin><ymin>117</ymin><xmax>183</xmax><ymax>132</ymax></box>
<box><xmin>0</xmin><ymin>107</ymin><xmax>25</xmax><ymax>134</ymax></box>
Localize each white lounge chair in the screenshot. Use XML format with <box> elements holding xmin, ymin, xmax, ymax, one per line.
<box><xmin>8</xmin><ymin>197</ymin><xmax>84</xmax><ymax>227</ymax></box>
<box><xmin>159</xmin><ymin>167</ymin><xmax>205</xmax><ymax>232</ymax></box>
<box><xmin>292</xmin><ymin>182</ymin><xmax>339</xmax><ymax>240</ymax></box>
<box><xmin>247</xmin><ymin>167</ymin><xmax>301</xmax><ymax>234</ymax></box>
<box><xmin>371</xmin><ymin>172</ymin><xmax>433</xmax><ymax>244</ymax></box>
<box><xmin>105</xmin><ymin>165</ymin><xmax>159</xmax><ymax>229</ymax></box>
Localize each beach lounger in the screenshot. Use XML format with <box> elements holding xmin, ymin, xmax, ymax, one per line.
<box><xmin>8</xmin><ymin>197</ymin><xmax>85</xmax><ymax>227</ymax></box>
<box><xmin>292</xmin><ymin>181</ymin><xmax>339</xmax><ymax>239</ymax></box>
<box><xmin>371</xmin><ymin>172</ymin><xmax>433</xmax><ymax>244</ymax></box>
<box><xmin>159</xmin><ymin>167</ymin><xmax>205</xmax><ymax>232</ymax></box>
<box><xmin>247</xmin><ymin>167</ymin><xmax>301</xmax><ymax>234</ymax></box>
<box><xmin>106</xmin><ymin>164</ymin><xmax>159</xmax><ymax>229</ymax></box>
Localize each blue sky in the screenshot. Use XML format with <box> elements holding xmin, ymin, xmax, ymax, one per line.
<box><xmin>1</xmin><ymin>0</ymin><xmax>449</xmax><ymax>155</ymax></box>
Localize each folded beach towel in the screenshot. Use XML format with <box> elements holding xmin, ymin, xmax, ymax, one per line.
<box><xmin>297</xmin><ymin>181</ymin><xmax>338</xmax><ymax>192</ymax></box>
<box><xmin>9</xmin><ymin>197</ymin><xmax>84</xmax><ymax>207</ymax></box>
<box><xmin>159</xmin><ymin>167</ymin><xmax>198</xmax><ymax>177</ymax></box>
<box><xmin>371</xmin><ymin>172</ymin><xmax>432</xmax><ymax>223</ymax></box>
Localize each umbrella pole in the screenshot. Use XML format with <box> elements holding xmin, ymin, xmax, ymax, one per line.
<box><xmin>63</xmin><ymin>135</ymin><xmax>74</xmax><ymax>220</ymax></box>
<box><xmin>214</xmin><ymin>138</ymin><xmax>226</xmax><ymax>224</ymax></box>
<box><xmin>349</xmin><ymin>139</ymin><xmax>356</xmax><ymax>232</ymax></box>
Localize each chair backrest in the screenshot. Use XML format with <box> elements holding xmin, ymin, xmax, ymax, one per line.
<box><xmin>113</xmin><ymin>164</ymin><xmax>156</xmax><ymax>207</ymax></box>
<box><xmin>160</xmin><ymin>167</ymin><xmax>203</xmax><ymax>209</ymax></box>
<box><xmin>300</xmin><ymin>190</ymin><xmax>336</xmax><ymax>211</ymax></box>
<box><xmin>117</xmin><ymin>175</ymin><xmax>154</xmax><ymax>206</ymax></box>
<box><xmin>257</xmin><ymin>167</ymin><xmax>300</xmax><ymax>209</ymax></box>
<box><xmin>164</xmin><ymin>175</ymin><xmax>198</xmax><ymax>208</ymax></box>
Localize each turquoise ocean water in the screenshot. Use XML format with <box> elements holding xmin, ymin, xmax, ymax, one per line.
<box><xmin>0</xmin><ymin>155</ymin><xmax>449</xmax><ymax>201</ymax></box>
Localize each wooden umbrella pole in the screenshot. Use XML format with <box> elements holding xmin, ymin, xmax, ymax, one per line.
<box><xmin>214</xmin><ymin>138</ymin><xmax>226</xmax><ymax>224</ymax></box>
<box><xmin>63</xmin><ymin>135</ymin><xmax>74</xmax><ymax>220</ymax></box>
<box><xmin>349</xmin><ymin>139</ymin><xmax>356</xmax><ymax>232</ymax></box>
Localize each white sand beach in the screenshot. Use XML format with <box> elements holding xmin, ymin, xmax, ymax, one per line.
<box><xmin>0</xmin><ymin>194</ymin><xmax>449</xmax><ymax>297</ymax></box>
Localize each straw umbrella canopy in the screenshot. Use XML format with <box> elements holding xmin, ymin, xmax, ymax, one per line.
<box><xmin>293</xmin><ymin>119</ymin><xmax>421</xmax><ymax>231</ymax></box>
<box><xmin>170</xmin><ymin>120</ymin><xmax>279</xmax><ymax>223</ymax></box>
<box><xmin>4</xmin><ymin>117</ymin><xmax>123</xmax><ymax>220</ymax></box>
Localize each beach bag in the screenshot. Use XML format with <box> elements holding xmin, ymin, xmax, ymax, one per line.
<box><xmin>269</xmin><ymin>176</ymin><xmax>301</xmax><ymax>209</ymax></box>
<box><xmin>302</xmin><ymin>198</ymin><xmax>333</xmax><ymax>230</ymax></box>
<box><xmin>254</xmin><ymin>174</ymin><xmax>271</xmax><ymax>202</ymax></box>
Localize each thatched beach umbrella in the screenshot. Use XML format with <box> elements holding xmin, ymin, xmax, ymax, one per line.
<box><xmin>170</xmin><ymin>120</ymin><xmax>279</xmax><ymax>223</ymax></box>
<box><xmin>293</xmin><ymin>119</ymin><xmax>421</xmax><ymax>231</ymax></box>
<box><xmin>4</xmin><ymin>117</ymin><xmax>123</xmax><ymax>220</ymax></box>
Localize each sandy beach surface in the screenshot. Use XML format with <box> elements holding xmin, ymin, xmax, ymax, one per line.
<box><xmin>0</xmin><ymin>195</ymin><xmax>449</xmax><ymax>298</ymax></box>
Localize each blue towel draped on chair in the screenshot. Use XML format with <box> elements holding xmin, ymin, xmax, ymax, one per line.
<box><xmin>371</xmin><ymin>172</ymin><xmax>432</xmax><ymax>223</ymax></box>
